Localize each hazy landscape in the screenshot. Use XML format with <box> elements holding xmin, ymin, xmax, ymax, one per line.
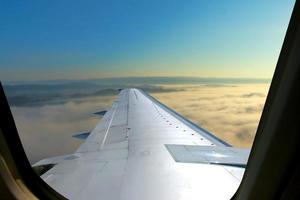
<box><xmin>3</xmin><ymin>77</ymin><xmax>270</xmax><ymax>164</ymax></box>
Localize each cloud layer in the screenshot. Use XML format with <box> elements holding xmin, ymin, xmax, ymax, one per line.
<box><xmin>9</xmin><ymin>83</ymin><xmax>269</xmax><ymax>164</ymax></box>
<box><xmin>11</xmin><ymin>96</ymin><xmax>115</xmax><ymax>163</ymax></box>
<box><xmin>152</xmin><ymin>84</ymin><xmax>269</xmax><ymax>147</ymax></box>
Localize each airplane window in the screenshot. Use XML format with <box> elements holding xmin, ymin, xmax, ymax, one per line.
<box><xmin>0</xmin><ymin>1</ymin><xmax>295</xmax><ymax>199</ymax></box>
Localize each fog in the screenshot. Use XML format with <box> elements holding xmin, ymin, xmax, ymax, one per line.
<box><xmin>11</xmin><ymin>96</ymin><xmax>115</xmax><ymax>163</ymax></box>
<box><xmin>152</xmin><ymin>84</ymin><xmax>269</xmax><ymax>147</ymax></box>
<box><xmin>8</xmin><ymin>82</ymin><xmax>269</xmax><ymax>164</ymax></box>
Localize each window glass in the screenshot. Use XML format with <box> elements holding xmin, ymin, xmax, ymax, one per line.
<box><xmin>0</xmin><ymin>0</ymin><xmax>295</xmax><ymax>198</ymax></box>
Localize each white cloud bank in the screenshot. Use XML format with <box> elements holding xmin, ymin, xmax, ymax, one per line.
<box><xmin>152</xmin><ymin>84</ymin><xmax>269</xmax><ymax>147</ymax></box>
<box><xmin>11</xmin><ymin>83</ymin><xmax>269</xmax><ymax>164</ymax></box>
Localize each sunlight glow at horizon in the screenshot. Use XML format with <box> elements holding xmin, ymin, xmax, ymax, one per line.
<box><xmin>0</xmin><ymin>0</ymin><xmax>295</xmax><ymax>81</ymax></box>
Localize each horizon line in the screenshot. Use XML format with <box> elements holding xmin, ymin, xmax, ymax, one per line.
<box><xmin>1</xmin><ymin>76</ymin><xmax>272</xmax><ymax>85</ymax></box>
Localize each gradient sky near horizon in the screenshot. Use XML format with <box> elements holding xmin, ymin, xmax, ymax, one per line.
<box><xmin>0</xmin><ymin>0</ymin><xmax>295</xmax><ymax>81</ymax></box>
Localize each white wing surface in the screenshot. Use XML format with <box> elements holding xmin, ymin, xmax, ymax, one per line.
<box><xmin>34</xmin><ymin>88</ymin><xmax>249</xmax><ymax>200</ymax></box>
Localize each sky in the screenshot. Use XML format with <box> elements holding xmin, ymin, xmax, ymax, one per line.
<box><xmin>0</xmin><ymin>0</ymin><xmax>295</xmax><ymax>81</ymax></box>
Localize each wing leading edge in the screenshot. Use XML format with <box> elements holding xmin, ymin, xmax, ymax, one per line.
<box><xmin>35</xmin><ymin>88</ymin><xmax>249</xmax><ymax>200</ymax></box>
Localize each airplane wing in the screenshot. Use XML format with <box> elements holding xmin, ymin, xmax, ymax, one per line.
<box><xmin>33</xmin><ymin>88</ymin><xmax>250</xmax><ymax>200</ymax></box>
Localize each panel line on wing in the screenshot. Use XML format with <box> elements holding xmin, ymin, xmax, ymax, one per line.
<box><xmin>137</xmin><ymin>89</ymin><xmax>230</xmax><ymax>147</ymax></box>
<box><xmin>100</xmin><ymin>104</ymin><xmax>118</xmax><ymax>150</ymax></box>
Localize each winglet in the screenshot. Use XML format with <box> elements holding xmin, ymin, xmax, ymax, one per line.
<box><xmin>72</xmin><ymin>132</ymin><xmax>90</xmax><ymax>140</ymax></box>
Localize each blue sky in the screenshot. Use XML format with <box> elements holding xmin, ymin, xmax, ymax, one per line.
<box><xmin>0</xmin><ymin>0</ymin><xmax>295</xmax><ymax>81</ymax></box>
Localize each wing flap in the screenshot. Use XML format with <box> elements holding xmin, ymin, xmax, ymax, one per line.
<box><xmin>165</xmin><ymin>144</ymin><xmax>250</xmax><ymax>167</ymax></box>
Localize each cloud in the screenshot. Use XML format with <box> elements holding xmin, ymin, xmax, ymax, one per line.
<box><xmin>11</xmin><ymin>95</ymin><xmax>115</xmax><ymax>164</ymax></box>
<box><xmin>4</xmin><ymin>83</ymin><xmax>182</xmax><ymax>107</ymax></box>
<box><xmin>241</xmin><ymin>92</ymin><xmax>266</xmax><ymax>98</ymax></box>
<box><xmin>9</xmin><ymin>82</ymin><xmax>270</xmax><ymax>164</ymax></box>
<box><xmin>151</xmin><ymin>83</ymin><xmax>270</xmax><ymax>147</ymax></box>
<box><xmin>202</xmin><ymin>84</ymin><xmax>236</xmax><ymax>88</ymax></box>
